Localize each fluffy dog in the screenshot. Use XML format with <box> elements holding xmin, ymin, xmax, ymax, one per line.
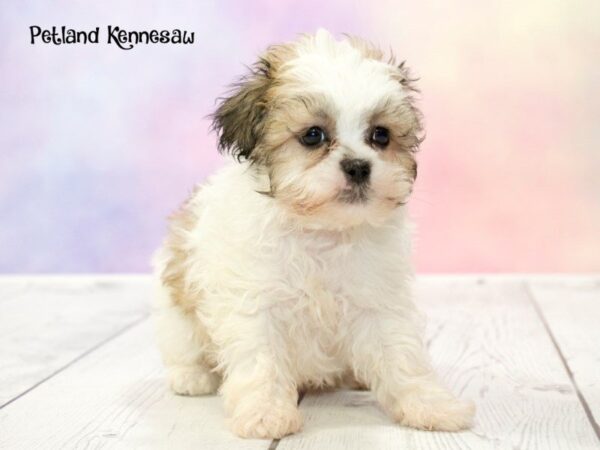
<box><xmin>153</xmin><ymin>29</ymin><xmax>474</xmax><ymax>439</ymax></box>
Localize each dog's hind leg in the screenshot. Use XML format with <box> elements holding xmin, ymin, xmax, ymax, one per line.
<box><xmin>153</xmin><ymin>285</ymin><xmax>220</xmax><ymax>396</ymax></box>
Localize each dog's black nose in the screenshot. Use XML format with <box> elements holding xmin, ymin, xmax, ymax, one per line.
<box><xmin>340</xmin><ymin>158</ymin><xmax>371</xmax><ymax>185</ymax></box>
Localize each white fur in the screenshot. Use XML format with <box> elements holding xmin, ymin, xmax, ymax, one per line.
<box><xmin>153</xmin><ymin>30</ymin><xmax>474</xmax><ymax>439</ymax></box>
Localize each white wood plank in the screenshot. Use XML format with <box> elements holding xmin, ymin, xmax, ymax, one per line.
<box><xmin>529</xmin><ymin>278</ymin><xmax>600</xmax><ymax>434</ymax></box>
<box><xmin>278</xmin><ymin>279</ymin><xmax>600</xmax><ymax>450</ymax></box>
<box><xmin>0</xmin><ymin>277</ymin><xmax>151</xmax><ymax>407</ymax></box>
<box><xmin>0</xmin><ymin>320</ymin><xmax>270</xmax><ymax>450</ymax></box>
<box><xmin>0</xmin><ymin>279</ymin><xmax>35</xmax><ymax>304</ymax></box>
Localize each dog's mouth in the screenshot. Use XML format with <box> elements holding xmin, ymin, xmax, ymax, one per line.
<box><xmin>337</xmin><ymin>186</ymin><xmax>369</xmax><ymax>204</ymax></box>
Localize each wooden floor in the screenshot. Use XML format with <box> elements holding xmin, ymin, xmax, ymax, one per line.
<box><xmin>0</xmin><ymin>276</ymin><xmax>599</xmax><ymax>449</ymax></box>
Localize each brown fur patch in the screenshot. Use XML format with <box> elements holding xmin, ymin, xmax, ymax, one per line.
<box><xmin>367</xmin><ymin>98</ymin><xmax>422</xmax><ymax>183</ymax></box>
<box><xmin>258</xmin><ymin>93</ymin><xmax>337</xmax><ymax>162</ymax></box>
<box><xmin>160</xmin><ymin>187</ymin><xmax>201</xmax><ymax>314</ymax></box>
<box><xmin>254</xmin><ymin>93</ymin><xmax>339</xmax><ymax>202</ymax></box>
<box><xmin>211</xmin><ymin>43</ymin><xmax>298</xmax><ymax>162</ymax></box>
<box><xmin>369</xmin><ymin>98</ymin><xmax>423</xmax><ymax>151</ymax></box>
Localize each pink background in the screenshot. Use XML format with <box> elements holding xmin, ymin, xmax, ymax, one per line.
<box><xmin>1</xmin><ymin>0</ymin><xmax>599</xmax><ymax>273</ymax></box>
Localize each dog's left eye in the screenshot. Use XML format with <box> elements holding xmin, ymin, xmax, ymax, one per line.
<box><xmin>371</xmin><ymin>127</ymin><xmax>390</xmax><ymax>147</ymax></box>
<box><xmin>300</xmin><ymin>126</ymin><xmax>326</xmax><ymax>147</ymax></box>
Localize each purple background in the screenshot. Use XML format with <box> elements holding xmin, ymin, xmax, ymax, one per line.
<box><xmin>1</xmin><ymin>0</ymin><xmax>599</xmax><ymax>273</ymax></box>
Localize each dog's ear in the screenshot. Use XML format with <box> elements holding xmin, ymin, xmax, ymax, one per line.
<box><xmin>211</xmin><ymin>58</ymin><xmax>273</xmax><ymax>161</ymax></box>
<box><xmin>397</xmin><ymin>60</ymin><xmax>419</xmax><ymax>92</ymax></box>
<box><xmin>394</xmin><ymin>61</ymin><xmax>425</xmax><ymax>153</ymax></box>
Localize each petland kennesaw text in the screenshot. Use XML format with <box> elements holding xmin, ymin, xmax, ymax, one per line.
<box><xmin>29</xmin><ymin>26</ymin><xmax>194</xmax><ymax>50</ymax></box>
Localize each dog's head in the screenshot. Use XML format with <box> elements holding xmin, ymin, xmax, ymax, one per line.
<box><xmin>212</xmin><ymin>30</ymin><xmax>423</xmax><ymax>229</ymax></box>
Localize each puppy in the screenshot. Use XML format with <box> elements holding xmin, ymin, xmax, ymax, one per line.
<box><xmin>153</xmin><ymin>29</ymin><xmax>474</xmax><ymax>439</ymax></box>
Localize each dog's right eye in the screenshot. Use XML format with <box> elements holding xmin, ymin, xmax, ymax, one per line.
<box><xmin>300</xmin><ymin>126</ymin><xmax>326</xmax><ymax>147</ymax></box>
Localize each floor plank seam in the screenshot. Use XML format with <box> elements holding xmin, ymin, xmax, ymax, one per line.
<box><xmin>0</xmin><ymin>313</ymin><xmax>150</xmax><ymax>410</ymax></box>
<box><xmin>267</xmin><ymin>437</ymin><xmax>280</xmax><ymax>450</ymax></box>
<box><xmin>525</xmin><ymin>282</ymin><xmax>600</xmax><ymax>441</ymax></box>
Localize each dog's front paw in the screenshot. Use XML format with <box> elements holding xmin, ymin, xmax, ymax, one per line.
<box><xmin>167</xmin><ymin>366</ymin><xmax>220</xmax><ymax>396</ymax></box>
<box><xmin>230</xmin><ymin>399</ymin><xmax>303</xmax><ymax>439</ymax></box>
<box><xmin>391</xmin><ymin>389</ymin><xmax>475</xmax><ymax>431</ymax></box>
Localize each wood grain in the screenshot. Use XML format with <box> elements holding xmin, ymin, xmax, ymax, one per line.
<box><xmin>278</xmin><ymin>278</ymin><xmax>600</xmax><ymax>450</ymax></box>
<box><xmin>528</xmin><ymin>277</ymin><xmax>600</xmax><ymax>438</ymax></box>
<box><xmin>1</xmin><ymin>276</ymin><xmax>599</xmax><ymax>449</ymax></box>
<box><xmin>0</xmin><ymin>320</ymin><xmax>270</xmax><ymax>450</ymax></box>
<box><xmin>0</xmin><ymin>277</ymin><xmax>150</xmax><ymax>407</ymax></box>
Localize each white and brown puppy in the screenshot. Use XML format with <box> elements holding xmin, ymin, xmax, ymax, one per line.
<box><xmin>153</xmin><ymin>29</ymin><xmax>474</xmax><ymax>439</ymax></box>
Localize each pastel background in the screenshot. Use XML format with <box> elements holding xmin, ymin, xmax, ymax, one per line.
<box><xmin>1</xmin><ymin>0</ymin><xmax>599</xmax><ymax>273</ymax></box>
